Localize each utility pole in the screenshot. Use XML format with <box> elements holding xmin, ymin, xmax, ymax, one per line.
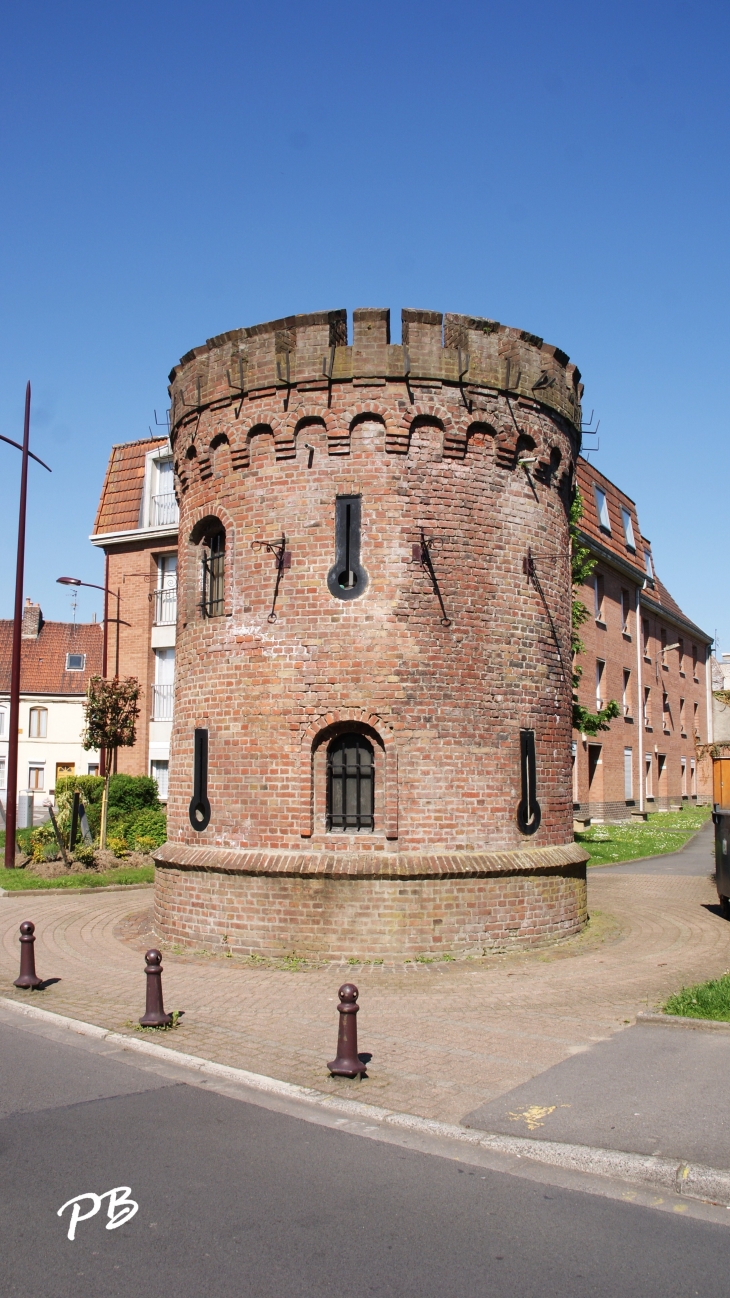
<box><xmin>2</xmin><ymin>385</ymin><xmax>52</xmax><ymax>868</ymax></box>
<box><xmin>4</xmin><ymin>385</ymin><xmax>31</xmax><ymax>869</ymax></box>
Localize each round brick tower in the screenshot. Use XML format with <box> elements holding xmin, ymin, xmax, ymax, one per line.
<box><xmin>154</xmin><ymin>307</ymin><xmax>589</xmax><ymax>959</ymax></box>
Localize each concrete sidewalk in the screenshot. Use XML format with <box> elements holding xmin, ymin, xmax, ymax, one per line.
<box><xmin>463</xmin><ymin>1018</ymin><xmax>730</xmax><ymax>1167</ymax></box>
<box><xmin>589</xmin><ymin>818</ymin><xmax>716</xmax><ymax>876</ymax></box>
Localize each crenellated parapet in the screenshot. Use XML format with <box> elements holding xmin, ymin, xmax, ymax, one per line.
<box><xmin>167</xmin><ymin>307</ymin><xmax>583</xmax><ymax>440</ymax></box>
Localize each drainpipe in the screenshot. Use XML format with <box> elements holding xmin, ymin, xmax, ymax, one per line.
<box><xmin>636</xmin><ymin>584</ymin><xmax>644</xmax><ymax>812</ymax></box>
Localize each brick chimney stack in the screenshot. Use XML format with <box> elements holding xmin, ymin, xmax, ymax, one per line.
<box><xmin>21</xmin><ymin>598</ymin><xmax>42</xmax><ymax>639</ymax></box>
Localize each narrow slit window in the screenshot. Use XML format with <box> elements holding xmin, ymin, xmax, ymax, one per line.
<box><xmin>327</xmin><ymin>734</ymin><xmax>374</xmax><ymax>832</ymax></box>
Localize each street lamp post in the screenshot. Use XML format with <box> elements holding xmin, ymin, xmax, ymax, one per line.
<box><xmin>56</xmin><ymin>578</ymin><xmax>130</xmax><ymax>775</ymax></box>
<box><xmin>2</xmin><ymin>384</ymin><xmax>52</xmax><ymax>869</ymax></box>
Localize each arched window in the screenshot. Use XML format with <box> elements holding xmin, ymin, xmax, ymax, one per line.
<box><xmin>29</xmin><ymin>707</ymin><xmax>48</xmax><ymax>738</ymax></box>
<box><xmin>201</xmin><ymin>522</ymin><xmax>225</xmax><ymax>617</ymax></box>
<box><xmin>327</xmin><ymin>734</ymin><xmax>374</xmax><ymax>832</ymax></box>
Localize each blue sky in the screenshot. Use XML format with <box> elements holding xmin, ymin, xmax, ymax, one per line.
<box><xmin>1</xmin><ymin>1</ymin><xmax>728</xmax><ymax>647</ymax></box>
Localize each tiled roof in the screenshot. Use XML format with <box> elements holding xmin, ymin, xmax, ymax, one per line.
<box><xmin>642</xmin><ymin>575</ymin><xmax>711</xmax><ymax>644</ymax></box>
<box><xmin>577</xmin><ymin>458</ymin><xmax>711</xmax><ymax>643</ymax></box>
<box><xmin>575</xmin><ymin>457</ymin><xmax>645</xmax><ymax>578</ymax></box>
<box><xmin>93</xmin><ymin>437</ymin><xmax>167</xmax><ymax>535</ymax></box>
<box><xmin>0</xmin><ymin>616</ymin><xmax>103</xmax><ymax>695</ymax></box>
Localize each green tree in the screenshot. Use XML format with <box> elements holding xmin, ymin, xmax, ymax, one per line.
<box><xmin>570</xmin><ymin>490</ymin><xmax>621</xmax><ymax>735</ymax></box>
<box><xmin>82</xmin><ymin>676</ymin><xmax>141</xmax><ymax>848</ymax></box>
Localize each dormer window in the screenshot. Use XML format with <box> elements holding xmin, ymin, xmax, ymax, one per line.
<box><xmin>593</xmin><ymin>486</ymin><xmax>611</xmax><ymax>533</ymax></box>
<box><xmin>620</xmin><ymin>507</ymin><xmax>636</xmax><ymax>551</ymax></box>
<box><xmin>142</xmin><ymin>448</ymin><xmax>179</xmax><ymax>529</ymax></box>
<box><xmin>644</xmin><ymin>548</ymin><xmax>653</xmax><ymax>580</ymax></box>
<box><xmin>66</xmin><ymin>653</ymin><xmax>85</xmax><ymax>671</ymax></box>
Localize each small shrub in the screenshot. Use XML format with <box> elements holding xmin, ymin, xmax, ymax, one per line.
<box><xmin>106</xmin><ymin>836</ymin><xmax>129</xmax><ymax>859</ymax></box>
<box><xmin>122</xmin><ymin>806</ymin><xmax>167</xmax><ymax>849</ymax></box>
<box><xmin>73</xmin><ymin>844</ymin><xmax>96</xmax><ymax>868</ymax></box>
<box><xmin>134</xmin><ymin>835</ymin><xmax>157</xmax><ymax>855</ymax></box>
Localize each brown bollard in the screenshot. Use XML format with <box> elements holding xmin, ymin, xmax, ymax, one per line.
<box><xmin>327</xmin><ymin>983</ymin><xmax>367</xmax><ymax>1078</ymax></box>
<box><xmin>139</xmin><ymin>949</ymin><xmax>173</xmax><ymax>1027</ymax></box>
<box><xmin>14</xmin><ymin>921</ymin><xmax>44</xmax><ymax>990</ymax></box>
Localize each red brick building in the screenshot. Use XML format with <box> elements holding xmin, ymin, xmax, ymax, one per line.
<box><xmin>572</xmin><ymin>458</ymin><xmax>712</xmax><ymax>820</ymax></box>
<box><xmin>91</xmin><ymin>437</ymin><xmax>179</xmax><ymax>794</ymax></box>
<box><xmin>149</xmin><ymin>307</ymin><xmax>589</xmax><ymax>959</ymax></box>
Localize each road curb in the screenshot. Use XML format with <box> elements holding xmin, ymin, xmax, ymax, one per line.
<box><xmin>3</xmin><ymin>995</ymin><xmax>730</xmax><ymax>1207</ymax></box>
<box><xmin>0</xmin><ymin>882</ymin><xmax>153</xmax><ymax>897</ymax></box>
<box><xmin>637</xmin><ymin>1011</ymin><xmax>730</xmax><ymax>1032</ymax></box>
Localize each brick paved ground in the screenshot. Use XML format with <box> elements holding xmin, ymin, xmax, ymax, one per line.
<box><xmin>2</xmin><ymin>867</ymin><xmax>729</xmax><ymax>1125</ymax></box>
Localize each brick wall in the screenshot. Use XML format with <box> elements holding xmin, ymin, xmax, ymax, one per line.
<box><xmin>154</xmin><ymin>851</ymin><xmax>587</xmax><ymax>959</ymax></box>
<box><xmin>106</xmin><ymin>541</ymin><xmax>177</xmax><ymax>775</ymax></box>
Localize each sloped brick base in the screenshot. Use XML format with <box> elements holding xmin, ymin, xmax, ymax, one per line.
<box><xmin>153</xmin><ymin>842</ymin><xmax>589</xmax><ymax>960</ymax></box>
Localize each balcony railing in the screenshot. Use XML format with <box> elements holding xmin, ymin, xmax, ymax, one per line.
<box><xmin>151</xmin><ymin>683</ymin><xmax>174</xmax><ymax>721</ymax></box>
<box><xmin>153</xmin><ymin>586</ymin><xmax>177</xmax><ymax>626</ymax></box>
<box><xmin>150</xmin><ymin>492</ymin><xmax>179</xmax><ymax>528</ymax></box>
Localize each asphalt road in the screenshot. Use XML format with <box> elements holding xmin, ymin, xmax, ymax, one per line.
<box><xmin>2</xmin><ymin>1013</ymin><xmax>730</xmax><ymax>1298</ymax></box>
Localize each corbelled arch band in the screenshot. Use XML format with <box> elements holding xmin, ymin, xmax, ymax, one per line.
<box><xmin>173</xmin><ymin>401</ymin><xmax>508</xmax><ymax>485</ymax></box>
<box><xmin>299</xmin><ymin>711</ymin><xmax>398</xmax><ymax>839</ymax></box>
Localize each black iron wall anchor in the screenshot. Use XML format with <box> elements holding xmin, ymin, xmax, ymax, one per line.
<box><xmin>276</xmin><ymin>352</ymin><xmax>293</xmax><ymax>410</ymax></box>
<box><xmin>189</xmin><ymin>728</ymin><xmax>211</xmax><ymax>831</ymax></box>
<box><xmin>517</xmin><ymin>729</ymin><xmax>541</xmax><ymax>835</ymax></box>
<box><xmin>413</xmin><ymin>531</ymin><xmax>452</xmax><ymax>627</ymax></box>
<box><xmin>322</xmin><ymin>346</ymin><xmax>335</xmax><ymax>407</ymax></box>
<box><xmin>251</xmin><ymin>534</ymin><xmax>291</xmax><ymax>622</ymax></box>
<box><xmin>457</xmin><ymin>349</ymin><xmax>472</xmax><ymax>412</ymax></box>
<box><xmin>523</xmin><ymin>547</ymin><xmax>569</xmax><ymax>683</ymax></box>
<box><xmin>225</xmin><ymin>355</ymin><xmax>247</xmax><ymax>418</ymax></box>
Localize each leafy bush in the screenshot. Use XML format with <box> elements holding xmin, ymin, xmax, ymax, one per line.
<box><xmin>108</xmin><ymin>774</ymin><xmax>160</xmax><ymax>814</ymax></box>
<box><xmin>134</xmin><ymin>835</ymin><xmax>158</xmax><ymax>855</ymax></box>
<box><xmin>106</xmin><ymin>836</ymin><xmax>130</xmax><ymax>859</ymax></box>
<box><xmin>110</xmin><ymin>805</ymin><xmax>167</xmax><ymax>850</ymax></box>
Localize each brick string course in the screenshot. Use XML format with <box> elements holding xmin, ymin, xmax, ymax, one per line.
<box><xmin>157</xmin><ymin>307</ymin><xmax>589</xmax><ymax>956</ymax></box>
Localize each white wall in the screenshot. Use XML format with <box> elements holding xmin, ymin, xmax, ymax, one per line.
<box><xmin>0</xmin><ymin>694</ymin><xmax>99</xmax><ymax>798</ymax></box>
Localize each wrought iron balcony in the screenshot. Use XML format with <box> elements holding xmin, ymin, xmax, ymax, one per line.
<box><xmin>152</xmin><ymin>683</ymin><xmax>174</xmax><ymax>721</ymax></box>
<box><xmin>150</xmin><ymin>492</ymin><xmax>179</xmax><ymax>528</ymax></box>
<box><xmin>153</xmin><ymin>586</ymin><xmax>177</xmax><ymax>626</ymax></box>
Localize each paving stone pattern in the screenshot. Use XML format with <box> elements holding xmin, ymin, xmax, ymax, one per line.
<box><xmin>1</xmin><ymin>868</ymin><xmax>729</xmax><ymax>1126</ymax></box>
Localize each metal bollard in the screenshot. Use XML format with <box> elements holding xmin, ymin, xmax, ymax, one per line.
<box><xmin>14</xmin><ymin>921</ymin><xmax>44</xmax><ymax>989</ymax></box>
<box><xmin>139</xmin><ymin>949</ymin><xmax>173</xmax><ymax>1027</ymax></box>
<box><xmin>327</xmin><ymin>983</ymin><xmax>367</xmax><ymax>1077</ymax></box>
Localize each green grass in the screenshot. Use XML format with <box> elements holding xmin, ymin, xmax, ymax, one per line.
<box><xmin>575</xmin><ymin>805</ymin><xmax>711</xmax><ymax>867</ymax></box>
<box><xmin>664</xmin><ymin>972</ymin><xmax>730</xmax><ymax>1021</ymax></box>
<box><xmin>0</xmin><ymin>863</ymin><xmax>154</xmax><ymax>890</ymax></box>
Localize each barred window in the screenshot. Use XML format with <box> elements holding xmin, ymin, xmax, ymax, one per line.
<box><xmin>326</xmin><ymin>734</ymin><xmax>374</xmax><ymax>832</ymax></box>
<box><xmin>202</xmin><ymin>525</ymin><xmax>225</xmax><ymax>617</ymax></box>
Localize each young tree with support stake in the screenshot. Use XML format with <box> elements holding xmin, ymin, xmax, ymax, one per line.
<box><xmin>82</xmin><ymin>677</ymin><xmax>140</xmax><ymax>847</ymax></box>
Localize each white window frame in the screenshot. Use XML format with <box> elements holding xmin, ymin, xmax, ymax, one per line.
<box><xmin>594</xmin><ymin>486</ymin><xmax>611</xmax><ymax>532</ymax></box>
<box><xmin>596</xmin><ymin>659</ymin><xmax>605</xmax><ymax>711</ymax></box>
<box><xmin>621</xmin><ymin>507</ymin><xmax>636</xmax><ymax>551</ymax></box>
<box><xmin>28</xmin><ymin>765</ymin><xmax>44</xmax><ymax>791</ymax></box>
<box><xmin>623</xmin><ymin>669</ymin><xmax>631</xmax><ymax>716</ymax></box>
<box><xmin>65</xmin><ymin>653</ymin><xmax>86</xmax><ymax>672</ymax></box>
<box><xmin>644</xmin><ymin>549</ymin><xmax>653</xmax><ymax>579</ymax></box>
<box><xmin>29</xmin><ymin>706</ymin><xmax>48</xmax><ymax>738</ymax></box>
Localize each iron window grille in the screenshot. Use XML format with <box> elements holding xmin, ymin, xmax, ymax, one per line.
<box><xmin>326</xmin><ymin>734</ymin><xmax>374</xmax><ymax>832</ymax></box>
<box><xmin>202</xmin><ymin>529</ymin><xmax>225</xmax><ymax>617</ymax></box>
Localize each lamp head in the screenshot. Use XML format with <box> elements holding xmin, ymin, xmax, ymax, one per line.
<box><xmin>56</xmin><ymin>577</ymin><xmax>81</xmax><ymax>586</ymax></box>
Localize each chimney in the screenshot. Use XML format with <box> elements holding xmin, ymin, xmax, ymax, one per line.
<box><xmin>21</xmin><ymin>598</ymin><xmax>42</xmax><ymax>639</ymax></box>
